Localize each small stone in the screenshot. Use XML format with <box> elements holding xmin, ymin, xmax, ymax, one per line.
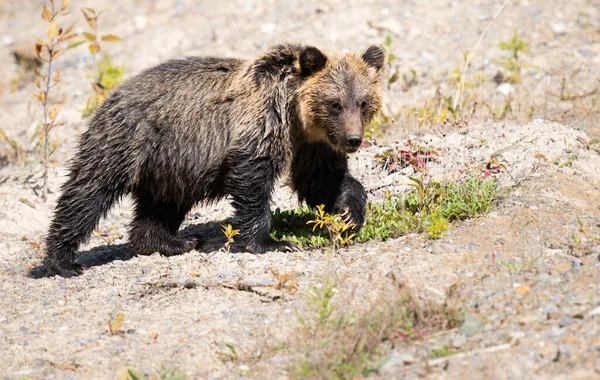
<box><xmin>497</xmin><ymin>83</ymin><xmax>515</xmax><ymax>96</ymax></box>
<box><xmin>260</xmin><ymin>23</ymin><xmax>276</xmax><ymax>34</ymax></box>
<box><xmin>571</xmin><ymin>258</ymin><xmax>582</xmax><ymax>271</ymax></box>
<box><xmin>594</xmin><ymin>357</ymin><xmax>600</xmax><ymax>373</ymax></box>
<box><xmin>544</xmin><ymin>304</ymin><xmax>561</xmax><ymax>320</ymax></box>
<box><xmin>515</xmin><ymin>285</ymin><xmax>530</xmax><ymax>295</ymax></box>
<box><xmin>378</xmin><ymin>352</ymin><xmax>415</xmax><ymax>375</ymax></box>
<box><xmin>459</xmin><ymin>314</ymin><xmax>482</xmax><ymax>337</ymax></box>
<box><xmin>558</xmin><ymin>316</ymin><xmax>574</xmax><ymax>327</ymax></box>
<box><xmin>452</xmin><ymin>333</ymin><xmax>466</xmax><ymax>348</ymax></box>
<box><xmin>551</xmin><ymin>23</ymin><xmax>567</xmax><ymax>36</ymax></box>
<box><xmin>133</xmin><ymin>15</ymin><xmax>147</xmax><ymax>31</ymax></box>
<box><xmin>588</xmin><ymin>306</ymin><xmax>600</xmax><ymax>317</ymax></box>
<box><xmin>554</xmin><ymin>343</ymin><xmax>573</xmax><ymax>362</ymax></box>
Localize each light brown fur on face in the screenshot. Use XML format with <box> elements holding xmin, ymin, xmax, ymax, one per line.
<box><xmin>297</xmin><ymin>51</ymin><xmax>383</xmax><ymax>152</ymax></box>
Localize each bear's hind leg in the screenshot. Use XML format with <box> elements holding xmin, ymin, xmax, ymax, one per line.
<box><xmin>129</xmin><ymin>193</ymin><xmax>197</xmax><ymax>256</ymax></box>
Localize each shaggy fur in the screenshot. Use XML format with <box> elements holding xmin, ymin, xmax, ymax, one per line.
<box><xmin>44</xmin><ymin>43</ymin><xmax>384</xmax><ymax>277</ymax></box>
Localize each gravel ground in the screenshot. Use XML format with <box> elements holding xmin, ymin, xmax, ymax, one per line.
<box><xmin>0</xmin><ymin>0</ymin><xmax>599</xmax><ymax>379</ymax></box>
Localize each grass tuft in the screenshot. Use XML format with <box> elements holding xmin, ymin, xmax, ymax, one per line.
<box><xmin>271</xmin><ymin>176</ymin><xmax>499</xmax><ymax>247</ymax></box>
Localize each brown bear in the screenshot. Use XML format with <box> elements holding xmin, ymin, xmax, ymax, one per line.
<box><xmin>44</xmin><ymin>43</ymin><xmax>384</xmax><ymax>277</ymax></box>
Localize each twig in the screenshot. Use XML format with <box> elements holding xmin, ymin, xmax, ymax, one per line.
<box><xmin>427</xmin><ymin>343</ymin><xmax>512</xmax><ymax>366</ymax></box>
<box><xmin>453</xmin><ymin>0</ymin><xmax>513</xmax><ymax>113</ymax></box>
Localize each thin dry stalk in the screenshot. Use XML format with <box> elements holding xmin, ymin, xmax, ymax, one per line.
<box><xmin>453</xmin><ymin>0</ymin><xmax>512</xmax><ymax>114</ymax></box>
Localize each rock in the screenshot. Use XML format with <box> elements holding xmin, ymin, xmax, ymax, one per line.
<box><xmin>553</xmin><ymin>343</ymin><xmax>573</xmax><ymax>362</ymax></box>
<box><xmin>452</xmin><ymin>333</ymin><xmax>466</xmax><ymax>348</ymax></box>
<box><xmin>558</xmin><ymin>316</ymin><xmax>574</xmax><ymax>327</ymax></box>
<box><xmin>260</xmin><ymin>23</ymin><xmax>277</xmax><ymax>34</ymax></box>
<box><xmin>544</xmin><ymin>304</ymin><xmax>561</xmax><ymax>320</ymax></box>
<box><xmin>133</xmin><ymin>15</ymin><xmax>147</xmax><ymax>31</ymax></box>
<box><xmin>497</xmin><ymin>83</ymin><xmax>515</xmax><ymax>96</ymax></box>
<box><xmin>378</xmin><ymin>351</ymin><xmax>415</xmax><ymax>375</ymax></box>
<box><xmin>551</xmin><ymin>23</ymin><xmax>567</xmax><ymax>36</ymax></box>
<box><xmin>459</xmin><ymin>314</ymin><xmax>482</xmax><ymax>336</ymax></box>
<box><xmin>571</xmin><ymin>258</ymin><xmax>582</xmax><ymax>271</ymax></box>
<box><xmin>588</xmin><ymin>306</ymin><xmax>600</xmax><ymax>317</ymax></box>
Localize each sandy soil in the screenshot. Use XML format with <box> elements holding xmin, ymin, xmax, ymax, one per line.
<box><xmin>0</xmin><ymin>0</ymin><xmax>599</xmax><ymax>379</ymax></box>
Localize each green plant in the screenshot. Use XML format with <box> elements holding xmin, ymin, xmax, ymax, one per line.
<box><xmin>290</xmin><ymin>282</ymin><xmax>466</xmax><ymax>379</ymax></box>
<box><xmin>271</xmin><ymin>176</ymin><xmax>499</xmax><ymax>249</ymax></box>
<box><xmin>216</xmin><ymin>343</ymin><xmax>240</xmax><ymax>363</ymax></box>
<box><xmin>307</xmin><ymin>205</ymin><xmax>356</xmax><ymax>251</ymax></box>
<box><xmin>32</xmin><ymin>0</ymin><xmax>77</xmax><ymax>200</ymax></box>
<box><xmin>70</xmin><ymin>7</ymin><xmax>122</xmax><ymax>117</ymax></box>
<box><xmin>494</xmin><ymin>30</ymin><xmax>533</xmax><ymax>83</ymax></box>
<box><xmin>221</xmin><ymin>224</ymin><xmax>240</xmax><ymax>253</ymax></box>
<box><xmin>426</xmin><ymin>216</ymin><xmax>448</xmax><ymax>239</ymax></box>
<box><xmin>570</xmin><ymin>217</ymin><xmax>599</xmax><ymax>256</ymax></box>
<box><xmin>127</xmin><ymin>366</ymin><xmax>187</xmax><ymax>380</ymax></box>
<box><xmin>108</xmin><ymin>304</ymin><xmax>124</xmax><ymax>335</ymax></box>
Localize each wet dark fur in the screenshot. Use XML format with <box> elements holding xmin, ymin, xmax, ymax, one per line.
<box><xmin>44</xmin><ymin>43</ymin><xmax>383</xmax><ymax>277</ymax></box>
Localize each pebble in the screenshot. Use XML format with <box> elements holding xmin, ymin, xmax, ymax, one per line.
<box><xmin>452</xmin><ymin>333</ymin><xmax>466</xmax><ymax>348</ymax></box>
<box><xmin>497</xmin><ymin>83</ymin><xmax>515</xmax><ymax>96</ymax></box>
<box><xmin>551</xmin><ymin>23</ymin><xmax>567</xmax><ymax>36</ymax></box>
<box><xmin>544</xmin><ymin>304</ymin><xmax>561</xmax><ymax>320</ymax></box>
<box><xmin>558</xmin><ymin>316</ymin><xmax>574</xmax><ymax>327</ymax></box>
<box><xmin>554</xmin><ymin>343</ymin><xmax>573</xmax><ymax>362</ymax></box>
<box><xmin>378</xmin><ymin>351</ymin><xmax>415</xmax><ymax>375</ymax></box>
<box><xmin>459</xmin><ymin>314</ymin><xmax>482</xmax><ymax>336</ymax></box>
<box><xmin>588</xmin><ymin>306</ymin><xmax>600</xmax><ymax>317</ymax></box>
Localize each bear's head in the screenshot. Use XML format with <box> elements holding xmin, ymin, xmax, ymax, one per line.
<box><xmin>297</xmin><ymin>45</ymin><xmax>384</xmax><ymax>153</ymax></box>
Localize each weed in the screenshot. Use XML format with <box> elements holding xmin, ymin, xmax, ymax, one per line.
<box><xmin>221</xmin><ymin>224</ymin><xmax>240</xmax><ymax>253</ymax></box>
<box><xmin>494</xmin><ymin>30</ymin><xmax>533</xmax><ymax>83</ymax></box>
<box><xmin>216</xmin><ymin>343</ymin><xmax>240</xmax><ymax>363</ymax></box>
<box><xmin>426</xmin><ymin>216</ymin><xmax>449</xmax><ymax>239</ymax></box>
<box><xmin>569</xmin><ymin>217</ymin><xmax>599</xmax><ymax>257</ymax></box>
<box><xmin>290</xmin><ymin>282</ymin><xmax>466</xmax><ymax>379</ymax></box>
<box><xmin>269</xmin><ymin>267</ymin><xmax>299</xmax><ymax>294</ymax></box>
<box><xmin>70</xmin><ymin>7</ymin><xmax>122</xmax><ymax>117</ymax></box>
<box><xmin>271</xmin><ymin>176</ymin><xmax>499</xmax><ymax>248</ymax></box>
<box><xmin>307</xmin><ymin>205</ymin><xmax>356</xmax><ymax>251</ymax></box>
<box><xmin>430</xmin><ymin>345</ymin><xmax>460</xmax><ymax>358</ymax></box>
<box><xmin>108</xmin><ymin>304</ymin><xmax>124</xmax><ymax>335</ymax></box>
<box><xmin>499</xmin><ymin>256</ymin><xmax>539</xmax><ymax>274</ymax></box>
<box><xmin>127</xmin><ymin>366</ymin><xmax>187</xmax><ymax>380</ymax></box>
<box><xmin>32</xmin><ymin>0</ymin><xmax>77</xmax><ymax>200</ymax></box>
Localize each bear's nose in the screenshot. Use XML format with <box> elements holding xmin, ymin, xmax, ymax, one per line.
<box><xmin>346</xmin><ymin>134</ymin><xmax>363</xmax><ymax>148</ymax></box>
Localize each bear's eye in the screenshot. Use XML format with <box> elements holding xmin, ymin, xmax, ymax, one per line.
<box><xmin>360</xmin><ymin>101</ymin><xmax>368</xmax><ymax>110</ymax></box>
<box><xmin>330</xmin><ymin>102</ymin><xmax>343</xmax><ymax>113</ymax></box>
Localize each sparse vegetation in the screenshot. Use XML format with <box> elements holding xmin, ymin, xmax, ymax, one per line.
<box><xmin>286</xmin><ymin>280</ymin><xmax>465</xmax><ymax>379</ymax></box>
<box><xmin>272</xmin><ymin>176</ymin><xmax>499</xmax><ymax>247</ymax></box>
<box><xmin>221</xmin><ymin>223</ymin><xmax>240</xmax><ymax>253</ymax></box>
<box><xmin>69</xmin><ymin>7</ymin><xmax>123</xmax><ymax>117</ymax></box>
<box><xmin>31</xmin><ymin>0</ymin><xmax>76</xmax><ymax>199</ymax></box>
<box><xmin>126</xmin><ymin>366</ymin><xmax>187</xmax><ymax>380</ymax></box>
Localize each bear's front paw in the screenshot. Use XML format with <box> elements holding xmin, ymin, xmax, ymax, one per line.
<box><xmin>50</xmin><ymin>261</ymin><xmax>85</xmax><ymax>278</ymax></box>
<box><xmin>333</xmin><ymin>175</ymin><xmax>367</xmax><ymax>228</ymax></box>
<box><xmin>246</xmin><ymin>237</ymin><xmax>300</xmax><ymax>254</ymax></box>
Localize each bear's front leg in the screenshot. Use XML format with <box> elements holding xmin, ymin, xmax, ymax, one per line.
<box><xmin>228</xmin><ymin>157</ymin><xmax>298</xmax><ymax>254</ymax></box>
<box><xmin>332</xmin><ymin>173</ymin><xmax>367</xmax><ymax>227</ymax></box>
<box><xmin>291</xmin><ymin>142</ymin><xmax>367</xmax><ymax>228</ymax></box>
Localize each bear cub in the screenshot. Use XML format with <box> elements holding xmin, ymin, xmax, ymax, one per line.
<box><xmin>44</xmin><ymin>43</ymin><xmax>384</xmax><ymax>277</ymax></box>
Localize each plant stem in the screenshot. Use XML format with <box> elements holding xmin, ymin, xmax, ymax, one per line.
<box><xmin>453</xmin><ymin>0</ymin><xmax>512</xmax><ymax>114</ymax></box>
<box><xmin>41</xmin><ymin>2</ymin><xmax>56</xmax><ymax>202</ymax></box>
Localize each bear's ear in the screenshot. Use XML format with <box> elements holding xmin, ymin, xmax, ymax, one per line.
<box><xmin>299</xmin><ymin>46</ymin><xmax>328</xmax><ymax>76</ymax></box>
<box><xmin>361</xmin><ymin>45</ymin><xmax>385</xmax><ymax>71</ymax></box>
